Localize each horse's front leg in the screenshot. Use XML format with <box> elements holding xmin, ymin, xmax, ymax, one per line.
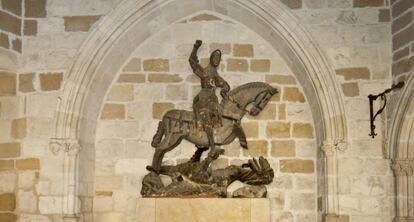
<box><xmin>190</xmin><ymin>145</ymin><xmax>209</xmax><ymax>162</ymax></box>
<box><xmin>233</xmin><ymin>123</ymin><xmax>248</xmax><ymax>149</ymax></box>
<box><xmin>205</xmin><ymin>127</ymin><xmax>224</xmax><ymax>159</ymax></box>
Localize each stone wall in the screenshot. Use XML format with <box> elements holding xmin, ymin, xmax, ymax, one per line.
<box><xmin>0</xmin><ymin>0</ymin><xmax>109</xmax><ymax>221</ymax></box>
<box><xmin>285</xmin><ymin>1</ymin><xmax>395</xmax><ymax>221</ymax></box>
<box><xmin>0</xmin><ymin>67</ymin><xmax>63</xmax><ymax>221</ymax></box>
<box><xmin>0</xmin><ymin>0</ymin><xmax>403</xmax><ymax>222</ymax></box>
<box><xmin>391</xmin><ymin>0</ymin><xmax>414</xmax><ymax>80</ymax></box>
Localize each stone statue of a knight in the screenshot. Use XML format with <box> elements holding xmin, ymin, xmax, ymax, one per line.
<box><xmin>189</xmin><ymin>40</ymin><xmax>230</xmax><ymax>158</ymax></box>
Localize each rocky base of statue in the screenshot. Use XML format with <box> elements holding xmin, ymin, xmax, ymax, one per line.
<box><xmin>141</xmin><ymin>155</ymin><xmax>274</xmax><ymax>198</ymax></box>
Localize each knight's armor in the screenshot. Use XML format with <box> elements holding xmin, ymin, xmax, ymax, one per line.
<box><xmin>190</xmin><ymin>42</ymin><xmax>229</xmax><ymax>130</ymax></box>
<box><xmin>193</xmin><ymin>69</ymin><xmax>228</xmax><ymax>129</ymax></box>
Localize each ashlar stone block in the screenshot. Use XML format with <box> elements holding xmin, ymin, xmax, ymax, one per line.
<box><xmin>107</xmin><ymin>85</ymin><xmax>134</xmax><ymax>102</ymax></box>
<box><xmin>152</xmin><ymin>102</ymin><xmax>174</xmax><ymax>119</ymax></box>
<box><xmin>251</xmin><ymin>104</ymin><xmax>276</xmax><ymax>120</ymax></box>
<box><xmin>39</xmin><ymin>73</ymin><xmax>63</xmax><ymax>91</ymax></box>
<box><xmin>244</xmin><ymin>140</ymin><xmax>268</xmax><ymax>157</ymax></box>
<box><xmin>25</xmin><ymin>0</ymin><xmax>47</xmax><ymax>18</ymax></box>
<box><xmin>341</xmin><ymin>82</ymin><xmax>359</xmax><ymax>97</ymax></box>
<box><xmin>0</xmin><ymin>160</ymin><xmax>14</xmax><ymax>171</ymax></box>
<box><xmin>241</xmin><ymin>122</ymin><xmax>258</xmax><ymax>138</ymax></box>
<box><xmin>265</xmin><ymin>75</ymin><xmax>296</xmax><ymax>85</ymax></box>
<box><xmin>148</xmin><ymin>73</ymin><xmax>182</xmax><ymax>83</ymax></box>
<box><xmin>93</xmin><ymin>196</ymin><xmax>113</xmax><ymax>212</ymax></box>
<box><xmin>266</xmin><ymin>121</ymin><xmax>291</xmax><ymax>138</ymax></box>
<box><xmin>233</xmin><ymin>44</ymin><xmax>254</xmax><ymax>57</ymax></box>
<box><xmin>0</xmin><ymin>72</ymin><xmax>16</xmax><ymax>96</ymax></box>
<box><xmin>270</xmin><ymin>175</ymin><xmax>293</xmax><ymax>189</ymax></box>
<box><xmin>0</xmin><ymin>143</ymin><xmax>21</xmax><ymax>158</ymax></box>
<box><xmin>11</xmin><ymin>118</ymin><xmax>27</xmax><ymax>139</ymax></box>
<box><xmin>101</xmin><ymin>104</ymin><xmax>125</xmax><ymax>120</ymax></box>
<box><xmin>19</xmin><ymin>73</ymin><xmax>35</xmax><ymax>92</ymax></box>
<box><xmin>0</xmin><ymin>213</ymin><xmax>17</xmax><ymax>222</ymax></box>
<box><xmin>353</xmin><ymin>0</ymin><xmax>383</xmax><ymax>7</ymax></box>
<box><xmin>165</xmin><ymin>84</ymin><xmax>188</xmax><ymax>100</ymax></box>
<box><xmin>251</xmin><ymin>59</ymin><xmax>270</xmax><ymax>72</ymax></box>
<box><xmin>271</xmin><ymin>140</ymin><xmax>295</xmax><ymax>157</ymax></box>
<box><xmin>2</xmin><ymin>0</ymin><xmax>22</xmax><ymax>16</ymax></box>
<box><xmin>0</xmin><ymin>172</ymin><xmax>16</xmax><ymax>192</ymax></box>
<box><xmin>210</xmin><ymin>43</ymin><xmax>231</xmax><ymax>54</ymax></box>
<box><xmin>64</xmin><ymin>16</ymin><xmax>101</xmax><ymax>32</ymax></box>
<box><xmin>278</xmin><ymin>104</ymin><xmax>286</xmax><ymax>120</ymax></box>
<box><xmin>291</xmin><ymin>193</ymin><xmax>316</xmax><ymax>210</ymax></box>
<box><xmin>280</xmin><ymin>159</ymin><xmax>314</xmax><ymax>173</ymax></box>
<box><xmin>143</xmin><ymin>59</ymin><xmax>169</xmax><ymax>72</ymax></box>
<box><xmin>12</xmin><ymin>38</ymin><xmax>21</xmax><ymax>53</ymax></box>
<box><xmin>17</xmin><ymin>190</ymin><xmax>37</xmax><ymax>213</ymax></box>
<box><xmin>292</xmin><ymin>123</ymin><xmax>314</xmax><ymax>138</ymax></box>
<box><xmin>18</xmin><ymin>171</ymin><xmax>36</xmax><ymax>189</ymax></box>
<box><xmin>0</xmin><ymin>33</ymin><xmax>9</xmax><ymax>49</ymax></box>
<box><xmin>335</xmin><ymin>67</ymin><xmax>370</xmax><ymax>80</ymax></box>
<box><xmin>95</xmin><ymin>176</ymin><xmax>123</xmax><ymax>190</ymax></box>
<box><xmin>0</xmin><ymin>11</ymin><xmax>21</xmax><ymax>35</ymax></box>
<box><xmin>0</xmin><ymin>193</ymin><xmax>16</xmax><ymax>211</ymax></box>
<box><xmin>117</xmin><ymin>74</ymin><xmax>145</xmax><ymax>83</ymax></box>
<box><xmin>24</xmin><ymin>20</ymin><xmax>38</xmax><ymax>36</ymax></box>
<box><xmin>227</xmin><ymin>58</ymin><xmax>248</xmax><ymax>72</ymax></box>
<box><xmin>283</xmin><ymin>87</ymin><xmax>306</xmax><ymax>103</ymax></box>
<box><xmin>16</xmin><ymin>158</ymin><xmax>40</xmax><ymax>170</ymax></box>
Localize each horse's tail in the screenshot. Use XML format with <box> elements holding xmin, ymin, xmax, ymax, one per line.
<box><xmin>151</xmin><ymin>121</ymin><xmax>165</xmax><ymax>148</ymax></box>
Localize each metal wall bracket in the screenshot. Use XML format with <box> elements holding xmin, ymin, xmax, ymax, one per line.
<box><xmin>368</xmin><ymin>81</ymin><xmax>404</xmax><ymax>138</ymax></box>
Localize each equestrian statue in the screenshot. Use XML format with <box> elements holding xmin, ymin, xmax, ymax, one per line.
<box><xmin>146</xmin><ymin>40</ymin><xmax>277</xmax><ymax>174</ymax></box>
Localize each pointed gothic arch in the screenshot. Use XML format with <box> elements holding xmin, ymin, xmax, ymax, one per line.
<box><xmin>49</xmin><ymin>0</ymin><xmax>348</xmax><ymax>220</ymax></box>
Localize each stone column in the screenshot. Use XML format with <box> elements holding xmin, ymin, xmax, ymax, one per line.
<box><xmin>50</xmin><ymin>139</ymin><xmax>81</xmax><ymax>222</ymax></box>
<box><xmin>322</xmin><ymin>141</ymin><xmax>349</xmax><ymax>222</ymax></box>
<box><xmin>392</xmin><ymin>158</ymin><xmax>414</xmax><ymax>222</ymax></box>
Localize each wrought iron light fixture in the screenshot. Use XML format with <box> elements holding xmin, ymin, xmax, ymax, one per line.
<box><xmin>368</xmin><ymin>81</ymin><xmax>405</xmax><ymax>138</ymax></box>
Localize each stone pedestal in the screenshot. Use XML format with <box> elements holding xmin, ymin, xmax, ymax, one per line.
<box><xmin>137</xmin><ymin>198</ymin><xmax>270</xmax><ymax>222</ymax></box>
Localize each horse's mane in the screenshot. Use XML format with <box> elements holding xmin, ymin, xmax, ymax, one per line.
<box><xmin>229</xmin><ymin>82</ymin><xmax>275</xmax><ymax>96</ymax></box>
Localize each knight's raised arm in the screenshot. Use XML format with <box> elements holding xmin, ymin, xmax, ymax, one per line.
<box><xmin>189</xmin><ymin>40</ymin><xmax>203</xmax><ymax>76</ymax></box>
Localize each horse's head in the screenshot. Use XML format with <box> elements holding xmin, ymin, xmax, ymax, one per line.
<box><xmin>248</xmin><ymin>87</ymin><xmax>277</xmax><ymax>116</ymax></box>
<box><xmin>223</xmin><ymin>82</ymin><xmax>278</xmax><ymax>120</ymax></box>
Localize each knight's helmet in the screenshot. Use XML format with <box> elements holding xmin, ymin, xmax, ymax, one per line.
<box><xmin>210</xmin><ymin>49</ymin><xmax>222</xmax><ymax>67</ymax></box>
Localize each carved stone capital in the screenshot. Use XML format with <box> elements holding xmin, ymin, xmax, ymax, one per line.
<box><xmin>49</xmin><ymin>138</ymin><xmax>81</xmax><ymax>155</ymax></box>
<box><xmin>391</xmin><ymin>159</ymin><xmax>414</xmax><ymax>176</ymax></box>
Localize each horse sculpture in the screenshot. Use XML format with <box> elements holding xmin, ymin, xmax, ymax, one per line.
<box><xmin>147</xmin><ymin>82</ymin><xmax>277</xmax><ymax>173</ymax></box>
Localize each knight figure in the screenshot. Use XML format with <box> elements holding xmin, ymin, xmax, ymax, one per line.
<box><xmin>190</xmin><ymin>40</ymin><xmax>230</xmax><ymax>158</ymax></box>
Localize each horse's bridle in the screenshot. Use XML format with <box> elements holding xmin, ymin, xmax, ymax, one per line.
<box><xmin>249</xmin><ymin>91</ymin><xmax>272</xmax><ymax>115</ymax></box>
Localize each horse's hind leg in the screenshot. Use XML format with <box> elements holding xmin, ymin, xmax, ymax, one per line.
<box><xmin>190</xmin><ymin>145</ymin><xmax>209</xmax><ymax>162</ymax></box>
<box><xmin>146</xmin><ymin>133</ymin><xmax>182</xmax><ymax>174</ymax></box>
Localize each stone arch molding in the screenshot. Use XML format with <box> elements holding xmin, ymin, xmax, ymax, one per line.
<box><xmin>389</xmin><ymin>70</ymin><xmax>414</xmax><ymax>222</ymax></box>
<box><xmin>49</xmin><ymin>0</ymin><xmax>348</xmax><ymax>220</ymax></box>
